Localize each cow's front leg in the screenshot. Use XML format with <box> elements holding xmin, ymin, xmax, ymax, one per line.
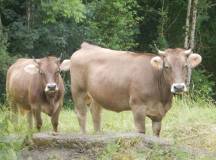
<box><xmin>131</xmin><ymin>105</ymin><xmax>146</xmax><ymax>134</ymax></box>
<box><xmin>51</xmin><ymin>103</ymin><xmax>62</xmax><ymax>132</ymax></box>
<box><xmin>32</xmin><ymin>105</ymin><xmax>42</xmax><ymax>131</ymax></box>
<box><xmin>90</xmin><ymin>100</ymin><xmax>102</xmax><ymax>133</ymax></box>
<box><xmin>152</xmin><ymin>120</ymin><xmax>161</xmax><ymax>137</ymax></box>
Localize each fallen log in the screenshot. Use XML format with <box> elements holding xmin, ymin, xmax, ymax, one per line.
<box><xmin>19</xmin><ymin>132</ymin><xmax>216</xmax><ymax>160</ymax></box>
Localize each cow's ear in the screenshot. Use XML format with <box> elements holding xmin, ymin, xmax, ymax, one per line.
<box><xmin>151</xmin><ymin>56</ymin><xmax>163</xmax><ymax>70</ymax></box>
<box><xmin>60</xmin><ymin>59</ymin><xmax>70</xmax><ymax>71</ymax></box>
<box><xmin>24</xmin><ymin>64</ymin><xmax>39</xmax><ymax>75</ymax></box>
<box><xmin>188</xmin><ymin>53</ymin><xmax>202</xmax><ymax>68</ymax></box>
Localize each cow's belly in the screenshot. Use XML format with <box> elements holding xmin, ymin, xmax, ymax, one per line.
<box><xmin>92</xmin><ymin>95</ymin><xmax>131</xmax><ymax>112</ymax></box>
<box><xmin>86</xmin><ymin>63</ymin><xmax>132</xmax><ymax>112</ymax></box>
<box><xmin>88</xmin><ymin>91</ymin><xmax>130</xmax><ymax>112</ymax></box>
<box><xmin>102</xmin><ymin>104</ymin><xmax>131</xmax><ymax>112</ymax></box>
<box><xmin>8</xmin><ymin>87</ymin><xmax>30</xmax><ymax>109</ymax></box>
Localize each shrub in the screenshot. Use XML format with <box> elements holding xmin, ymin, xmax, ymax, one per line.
<box><xmin>189</xmin><ymin>69</ymin><xmax>215</xmax><ymax>101</ymax></box>
<box><xmin>0</xmin><ymin>108</ymin><xmax>24</xmax><ymax>160</ymax></box>
<box><xmin>0</xmin><ymin>51</ymin><xmax>16</xmax><ymax>104</ymax></box>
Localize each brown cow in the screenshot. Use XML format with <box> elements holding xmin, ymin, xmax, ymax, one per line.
<box><xmin>6</xmin><ymin>56</ymin><xmax>65</xmax><ymax>132</ymax></box>
<box><xmin>61</xmin><ymin>42</ymin><xmax>202</xmax><ymax>136</ymax></box>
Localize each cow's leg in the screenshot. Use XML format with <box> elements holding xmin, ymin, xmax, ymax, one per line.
<box><xmin>32</xmin><ymin>106</ymin><xmax>42</xmax><ymax>131</ymax></box>
<box><xmin>152</xmin><ymin>120</ymin><xmax>161</xmax><ymax>137</ymax></box>
<box><xmin>51</xmin><ymin>103</ymin><xmax>62</xmax><ymax>132</ymax></box>
<box><xmin>10</xmin><ymin>100</ymin><xmax>18</xmax><ymax>124</ymax></box>
<box><xmin>90</xmin><ymin>101</ymin><xmax>102</xmax><ymax>133</ymax></box>
<box><xmin>131</xmin><ymin>105</ymin><xmax>146</xmax><ymax>134</ymax></box>
<box><xmin>27</xmin><ymin>110</ymin><xmax>33</xmax><ymax>129</ymax></box>
<box><xmin>73</xmin><ymin>93</ymin><xmax>87</xmax><ymax>133</ymax></box>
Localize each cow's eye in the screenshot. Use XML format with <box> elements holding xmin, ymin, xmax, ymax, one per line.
<box><xmin>183</xmin><ymin>64</ymin><xmax>188</xmax><ymax>69</ymax></box>
<box><xmin>39</xmin><ymin>70</ymin><xmax>45</xmax><ymax>75</ymax></box>
<box><xmin>164</xmin><ymin>64</ymin><xmax>170</xmax><ymax>69</ymax></box>
<box><xmin>55</xmin><ymin>69</ymin><xmax>60</xmax><ymax>74</ymax></box>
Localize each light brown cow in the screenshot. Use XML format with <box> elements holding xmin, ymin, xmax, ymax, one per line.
<box><xmin>6</xmin><ymin>56</ymin><xmax>65</xmax><ymax>132</ymax></box>
<box><xmin>61</xmin><ymin>42</ymin><xmax>202</xmax><ymax>136</ymax></box>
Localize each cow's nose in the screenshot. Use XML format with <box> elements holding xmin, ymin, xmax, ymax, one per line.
<box><xmin>174</xmin><ymin>84</ymin><xmax>184</xmax><ymax>91</ymax></box>
<box><xmin>47</xmin><ymin>83</ymin><xmax>57</xmax><ymax>91</ymax></box>
<box><xmin>171</xmin><ymin>83</ymin><xmax>186</xmax><ymax>93</ymax></box>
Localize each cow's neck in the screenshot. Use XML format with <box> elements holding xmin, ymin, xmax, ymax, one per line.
<box><xmin>157</xmin><ymin>70</ymin><xmax>173</xmax><ymax>104</ymax></box>
<box><xmin>46</xmin><ymin>92</ymin><xmax>57</xmax><ymax>100</ymax></box>
<box><xmin>41</xmin><ymin>91</ymin><xmax>58</xmax><ymax>104</ymax></box>
<box><xmin>39</xmin><ymin>92</ymin><xmax>56</xmax><ymax>116</ymax></box>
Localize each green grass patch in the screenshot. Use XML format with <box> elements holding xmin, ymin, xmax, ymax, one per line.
<box><xmin>97</xmin><ymin>140</ymin><xmax>214</xmax><ymax>160</ymax></box>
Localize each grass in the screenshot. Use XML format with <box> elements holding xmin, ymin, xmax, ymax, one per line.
<box><xmin>1</xmin><ymin>97</ymin><xmax>216</xmax><ymax>159</ymax></box>
<box><xmin>98</xmin><ymin>143</ymin><xmax>202</xmax><ymax>160</ymax></box>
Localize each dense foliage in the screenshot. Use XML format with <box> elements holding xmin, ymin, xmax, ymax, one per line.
<box><xmin>84</xmin><ymin>0</ymin><xmax>140</xmax><ymax>50</ymax></box>
<box><xmin>0</xmin><ymin>0</ymin><xmax>215</xmax><ymax>104</ymax></box>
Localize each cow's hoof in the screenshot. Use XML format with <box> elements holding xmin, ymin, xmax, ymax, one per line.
<box><xmin>51</xmin><ymin>131</ymin><xmax>59</xmax><ymax>136</ymax></box>
<box><xmin>138</xmin><ymin>131</ymin><xmax>145</xmax><ymax>134</ymax></box>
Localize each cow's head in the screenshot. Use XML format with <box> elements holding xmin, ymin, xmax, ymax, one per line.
<box><xmin>150</xmin><ymin>48</ymin><xmax>202</xmax><ymax>94</ymax></box>
<box><xmin>24</xmin><ymin>56</ymin><xmax>65</xmax><ymax>93</ymax></box>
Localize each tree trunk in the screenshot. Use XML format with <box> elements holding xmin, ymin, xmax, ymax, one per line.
<box><xmin>184</xmin><ymin>0</ymin><xmax>192</xmax><ymax>49</ymax></box>
<box><xmin>0</xmin><ymin>14</ymin><xmax>3</xmax><ymax>36</ymax></box>
<box><xmin>184</xmin><ymin>0</ymin><xmax>199</xmax><ymax>49</ymax></box>
<box><xmin>27</xmin><ymin>0</ymin><xmax>31</xmax><ymax>32</ymax></box>
<box><xmin>0</xmin><ymin>14</ymin><xmax>5</xmax><ymax>49</ymax></box>
<box><xmin>184</xmin><ymin>0</ymin><xmax>199</xmax><ymax>87</ymax></box>
<box><xmin>190</xmin><ymin>0</ymin><xmax>198</xmax><ymax>50</ymax></box>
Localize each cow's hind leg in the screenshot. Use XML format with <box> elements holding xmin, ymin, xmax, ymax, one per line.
<box><xmin>27</xmin><ymin>110</ymin><xmax>33</xmax><ymax>129</ymax></box>
<box><xmin>151</xmin><ymin>120</ymin><xmax>161</xmax><ymax>137</ymax></box>
<box><xmin>73</xmin><ymin>92</ymin><xmax>88</xmax><ymax>133</ymax></box>
<box><xmin>131</xmin><ymin>105</ymin><xmax>146</xmax><ymax>134</ymax></box>
<box><xmin>90</xmin><ymin>100</ymin><xmax>102</xmax><ymax>133</ymax></box>
<box><xmin>9</xmin><ymin>100</ymin><xmax>18</xmax><ymax>124</ymax></box>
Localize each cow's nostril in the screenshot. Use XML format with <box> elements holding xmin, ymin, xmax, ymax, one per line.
<box><xmin>47</xmin><ymin>84</ymin><xmax>57</xmax><ymax>90</ymax></box>
<box><xmin>171</xmin><ymin>83</ymin><xmax>187</xmax><ymax>93</ymax></box>
<box><xmin>174</xmin><ymin>84</ymin><xmax>184</xmax><ymax>91</ymax></box>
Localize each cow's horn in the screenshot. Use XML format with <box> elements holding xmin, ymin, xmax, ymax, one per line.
<box><xmin>57</xmin><ymin>53</ymin><xmax>63</xmax><ymax>63</ymax></box>
<box><xmin>158</xmin><ymin>49</ymin><xmax>165</xmax><ymax>55</ymax></box>
<box><xmin>33</xmin><ymin>56</ymin><xmax>39</xmax><ymax>64</ymax></box>
<box><xmin>184</xmin><ymin>49</ymin><xmax>192</xmax><ymax>55</ymax></box>
<box><xmin>59</xmin><ymin>53</ymin><xmax>63</xmax><ymax>60</ymax></box>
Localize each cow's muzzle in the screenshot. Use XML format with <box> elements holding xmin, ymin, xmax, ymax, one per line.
<box><xmin>171</xmin><ymin>83</ymin><xmax>187</xmax><ymax>93</ymax></box>
<box><xmin>45</xmin><ymin>83</ymin><xmax>58</xmax><ymax>92</ymax></box>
